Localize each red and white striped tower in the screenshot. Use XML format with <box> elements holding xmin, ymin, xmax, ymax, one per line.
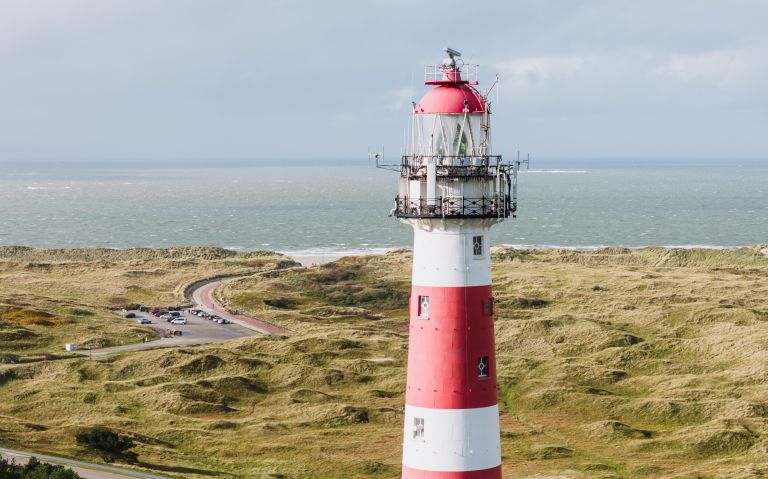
<box><xmin>381</xmin><ymin>48</ymin><xmax>519</xmax><ymax>479</ymax></box>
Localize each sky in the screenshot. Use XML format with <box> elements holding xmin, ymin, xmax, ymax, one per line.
<box><xmin>0</xmin><ymin>0</ymin><xmax>766</xmax><ymax>162</ymax></box>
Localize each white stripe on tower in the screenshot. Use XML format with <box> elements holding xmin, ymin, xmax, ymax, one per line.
<box><xmin>402</xmin><ymin>405</ymin><xmax>501</xmax><ymax>472</ymax></box>
<box><xmin>411</xmin><ymin>225</ymin><xmax>492</xmax><ymax>287</ymax></box>
<box><xmin>402</xmin><ymin>221</ymin><xmax>502</xmax><ymax>479</ymax></box>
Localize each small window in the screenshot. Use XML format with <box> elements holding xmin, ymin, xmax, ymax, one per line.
<box><xmin>413</xmin><ymin>417</ymin><xmax>425</xmax><ymax>439</ymax></box>
<box><xmin>418</xmin><ymin>295</ymin><xmax>430</xmax><ymax>319</ymax></box>
<box><xmin>472</xmin><ymin>235</ymin><xmax>483</xmax><ymax>256</ymax></box>
<box><xmin>478</xmin><ymin>356</ymin><xmax>489</xmax><ymax>378</ymax></box>
<box><xmin>484</xmin><ymin>298</ymin><xmax>494</xmax><ymax>316</ymax></box>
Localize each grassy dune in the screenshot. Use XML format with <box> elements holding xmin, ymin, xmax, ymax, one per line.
<box><xmin>1</xmin><ymin>246</ymin><xmax>768</xmax><ymax>478</ymax></box>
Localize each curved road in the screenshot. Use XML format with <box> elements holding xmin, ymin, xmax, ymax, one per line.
<box><xmin>191</xmin><ymin>278</ymin><xmax>289</xmax><ymax>335</ymax></box>
<box><xmin>77</xmin><ymin>277</ymin><xmax>288</xmax><ymax>357</ymax></box>
<box><xmin>0</xmin><ymin>447</ymin><xmax>168</xmax><ymax>479</ymax></box>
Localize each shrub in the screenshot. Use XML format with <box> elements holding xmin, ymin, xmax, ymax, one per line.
<box><xmin>0</xmin><ymin>307</ymin><xmax>69</xmax><ymax>326</ymax></box>
<box><xmin>263</xmin><ymin>297</ymin><xmax>298</xmax><ymax>309</ymax></box>
<box><xmin>75</xmin><ymin>427</ymin><xmax>136</xmax><ymax>462</ymax></box>
<box><xmin>0</xmin><ymin>456</ymin><xmax>83</xmax><ymax>478</ymax></box>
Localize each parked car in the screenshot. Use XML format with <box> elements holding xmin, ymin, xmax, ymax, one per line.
<box><xmin>137</xmin><ymin>318</ymin><xmax>151</xmax><ymax>324</ymax></box>
<box><xmin>138</xmin><ymin>306</ymin><xmax>148</xmax><ymax>312</ymax></box>
<box><xmin>216</xmin><ymin>318</ymin><xmax>230</xmax><ymax>324</ymax></box>
<box><xmin>160</xmin><ymin>313</ymin><xmax>173</xmax><ymax>320</ymax></box>
<box><xmin>170</xmin><ymin>318</ymin><xmax>187</xmax><ymax>325</ymax></box>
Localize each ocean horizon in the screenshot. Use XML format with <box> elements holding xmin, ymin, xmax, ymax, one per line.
<box><xmin>1</xmin><ymin>158</ymin><xmax>766</xmax><ymax>255</ymax></box>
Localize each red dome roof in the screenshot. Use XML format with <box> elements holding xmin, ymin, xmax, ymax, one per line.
<box><xmin>415</xmin><ymin>85</ymin><xmax>485</xmax><ymax>114</ymax></box>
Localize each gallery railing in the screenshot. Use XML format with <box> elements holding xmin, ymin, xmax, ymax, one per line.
<box><xmin>392</xmin><ymin>196</ymin><xmax>513</xmax><ymax>219</ymax></box>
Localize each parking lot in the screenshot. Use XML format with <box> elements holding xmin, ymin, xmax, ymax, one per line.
<box><xmin>123</xmin><ymin>308</ymin><xmax>254</xmax><ymax>344</ymax></box>
<box><xmin>78</xmin><ymin>277</ymin><xmax>280</xmax><ymax>357</ymax></box>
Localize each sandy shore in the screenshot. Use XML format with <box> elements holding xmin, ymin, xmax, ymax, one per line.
<box><xmin>285</xmin><ymin>246</ymin><xmax>401</xmax><ymax>267</ymax></box>
<box><xmin>289</xmin><ymin>255</ymin><xmax>343</xmax><ymax>267</ymax></box>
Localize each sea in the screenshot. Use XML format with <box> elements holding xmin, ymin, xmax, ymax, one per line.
<box><xmin>0</xmin><ymin>159</ymin><xmax>765</xmax><ymax>256</ymax></box>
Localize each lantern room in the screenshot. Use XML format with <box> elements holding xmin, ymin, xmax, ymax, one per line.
<box><xmin>377</xmin><ymin>48</ymin><xmax>518</xmax><ymax>220</ymax></box>
<box><xmin>411</xmin><ymin>49</ymin><xmax>489</xmax><ymax>160</ymax></box>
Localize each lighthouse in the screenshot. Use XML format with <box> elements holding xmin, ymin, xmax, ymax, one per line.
<box><xmin>379</xmin><ymin>48</ymin><xmax>519</xmax><ymax>479</ymax></box>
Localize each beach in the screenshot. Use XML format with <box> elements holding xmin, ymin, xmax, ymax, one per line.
<box><xmin>287</xmin><ymin>254</ymin><xmax>343</xmax><ymax>267</ymax></box>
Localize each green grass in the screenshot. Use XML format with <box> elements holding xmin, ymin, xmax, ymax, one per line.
<box><xmin>0</xmin><ymin>246</ymin><xmax>768</xmax><ymax>478</ymax></box>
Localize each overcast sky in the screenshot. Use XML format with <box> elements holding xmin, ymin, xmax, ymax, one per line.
<box><xmin>1</xmin><ymin>0</ymin><xmax>766</xmax><ymax>162</ymax></box>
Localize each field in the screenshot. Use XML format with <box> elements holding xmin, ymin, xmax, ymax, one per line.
<box><xmin>1</xmin><ymin>246</ymin><xmax>768</xmax><ymax>478</ymax></box>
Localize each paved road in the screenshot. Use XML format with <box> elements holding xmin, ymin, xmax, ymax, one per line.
<box><xmin>191</xmin><ymin>279</ymin><xmax>289</xmax><ymax>336</ymax></box>
<box><xmin>0</xmin><ymin>447</ymin><xmax>169</xmax><ymax>479</ymax></box>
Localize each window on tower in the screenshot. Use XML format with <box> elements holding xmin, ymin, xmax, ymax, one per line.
<box><xmin>478</xmin><ymin>356</ymin><xmax>490</xmax><ymax>378</ymax></box>
<box><xmin>484</xmin><ymin>298</ymin><xmax>494</xmax><ymax>316</ymax></box>
<box><xmin>418</xmin><ymin>295</ymin><xmax>430</xmax><ymax>319</ymax></box>
<box><xmin>472</xmin><ymin>235</ymin><xmax>483</xmax><ymax>256</ymax></box>
<box><xmin>413</xmin><ymin>417</ymin><xmax>425</xmax><ymax>439</ymax></box>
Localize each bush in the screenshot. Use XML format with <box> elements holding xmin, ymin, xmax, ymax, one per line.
<box><xmin>75</xmin><ymin>427</ymin><xmax>136</xmax><ymax>462</ymax></box>
<box><xmin>0</xmin><ymin>456</ymin><xmax>83</xmax><ymax>478</ymax></box>
<box><xmin>263</xmin><ymin>297</ymin><xmax>298</xmax><ymax>309</ymax></box>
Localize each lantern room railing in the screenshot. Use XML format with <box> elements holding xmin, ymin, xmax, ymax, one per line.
<box><xmin>424</xmin><ymin>64</ymin><xmax>479</xmax><ymax>84</ymax></box>
<box><xmin>374</xmin><ymin>153</ymin><xmax>526</xmax><ymax>220</ymax></box>
<box><xmin>392</xmin><ymin>195</ymin><xmax>514</xmax><ymax>219</ymax></box>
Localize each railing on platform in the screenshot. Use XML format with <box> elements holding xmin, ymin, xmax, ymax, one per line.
<box><xmin>392</xmin><ymin>195</ymin><xmax>513</xmax><ymax>219</ymax></box>
<box><xmin>424</xmin><ymin>64</ymin><xmax>479</xmax><ymax>84</ymax></box>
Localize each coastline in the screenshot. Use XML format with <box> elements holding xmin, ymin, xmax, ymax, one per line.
<box><xmin>0</xmin><ymin>245</ymin><xmax>764</xmax><ymax>264</ymax></box>
<box><xmin>286</xmin><ymin>254</ymin><xmax>343</xmax><ymax>267</ymax></box>
<box><xmin>282</xmin><ymin>244</ymin><xmax>768</xmax><ymax>266</ymax></box>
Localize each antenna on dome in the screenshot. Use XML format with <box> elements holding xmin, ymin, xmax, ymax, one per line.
<box><xmin>442</xmin><ymin>47</ymin><xmax>461</xmax><ymax>67</ymax></box>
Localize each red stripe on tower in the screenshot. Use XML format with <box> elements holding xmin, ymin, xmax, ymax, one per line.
<box><xmin>406</xmin><ymin>285</ymin><xmax>497</xmax><ymax>410</ymax></box>
<box><xmin>383</xmin><ymin>48</ymin><xmax>520</xmax><ymax>478</ymax></box>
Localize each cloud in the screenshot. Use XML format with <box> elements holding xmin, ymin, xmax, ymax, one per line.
<box><xmin>653</xmin><ymin>48</ymin><xmax>761</xmax><ymax>89</ymax></box>
<box><xmin>492</xmin><ymin>45</ymin><xmax>768</xmax><ymax>115</ymax></box>
<box><xmin>1</xmin><ymin>0</ymin><xmax>767</xmax><ymax>159</ymax></box>
<box><xmin>495</xmin><ymin>54</ymin><xmax>595</xmax><ymax>91</ymax></box>
<box><xmin>387</xmin><ymin>87</ymin><xmax>415</xmax><ymax>112</ymax></box>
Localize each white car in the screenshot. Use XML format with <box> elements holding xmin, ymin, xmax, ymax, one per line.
<box><xmin>170</xmin><ymin>318</ymin><xmax>187</xmax><ymax>325</ymax></box>
<box><xmin>160</xmin><ymin>313</ymin><xmax>173</xmax><ymax>320</ymax></box>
